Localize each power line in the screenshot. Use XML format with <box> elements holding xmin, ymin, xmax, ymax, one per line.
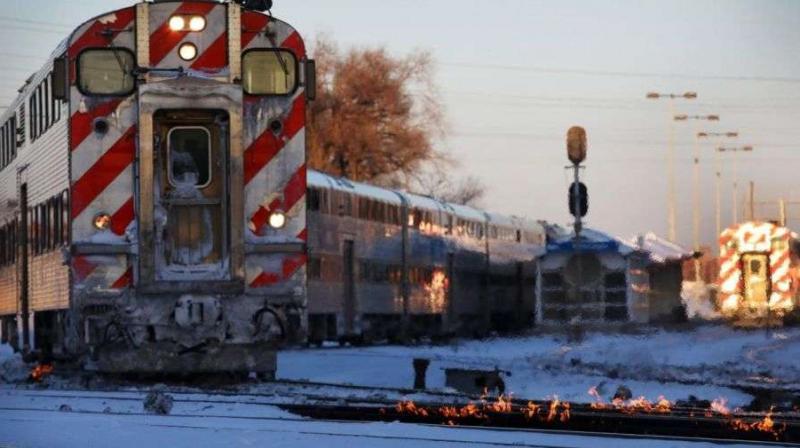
<box><xmin>0</xmin><ymin>16</ymin><xmax>74</xmax><ymax>30</ymax></box>
<box><xmin>0</xmin><ymin>66</ymin><xmax>36</xmax><ymax>73</ymax></box>
<box><xmin>0</xmin><ymin>23</ymin><xmax>70</xmax><ymax>35</ymax></box>
<box><xmin>0</xmin><ymin>52</ymin><xmax>47</xmax><ymax>61</ymax></box>
<box><xmin>442</xmin><ymin>62</ymin><xmax>800</xmax><ymax>84</ymax></box>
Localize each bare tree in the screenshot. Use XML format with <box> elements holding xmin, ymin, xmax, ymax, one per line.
<box><xmin>414</xmin><ymin>164</ymin><xmax>486</xmax><ymax>207</ymax></box>
<box><xmin>307</xmin><ymin>36</ymin><xmax>445</xmax><ymax>185</ymax></box>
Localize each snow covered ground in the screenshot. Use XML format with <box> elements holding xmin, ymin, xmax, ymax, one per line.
<box><xmin>279</xmin><ymin>325</ymin><xmax>800</xmax><ymax>407</ymax></box>
<box><xmin>1</xmin><ymin>325</ymin><xmax>798</xmax><ymax>446</ymax></box>
<box><xmin>0</xmin><ymin>388</ymin><xmax>776</xmax><ymax>448</ymax></box>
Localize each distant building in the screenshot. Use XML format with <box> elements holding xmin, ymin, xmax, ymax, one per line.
<box><xmin>535</xmin><ymin>226</ymin><xmax>693</xmax><ymax>325</ymax></box>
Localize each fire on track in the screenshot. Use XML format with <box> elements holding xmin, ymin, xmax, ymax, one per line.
<box><xmin>280</xmin><ymin>395</ymin><xmax>800</xmax><ymax>445</ymax></box>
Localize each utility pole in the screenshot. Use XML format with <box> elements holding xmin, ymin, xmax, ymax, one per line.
<box><xmin>748</xmin><ymin>181</ymin><xmax>755</xmax><ymax>221</ymax></box>
<box><xmin>674</xmin><ymin>114</ymin><xmax>719</xmax><ymax>281</ymax></box>
<box><xmin>647</xmin><ymin>92</ymin><xmax>697</xmax><ymax>242</ymax></box>
<box><xmin>698</xmin><ymin>132</ymin><xmax>738</xmax><ymax>244</ymax></box>
<box><xmin>718</xmin><ymin>145</ymin><xmax>754</xmax><ymax>226</ymax></box>
<box><xmin>780</xmin><ymin>199</ymin><xmax>787</xmax><ymax>227</ymax></box>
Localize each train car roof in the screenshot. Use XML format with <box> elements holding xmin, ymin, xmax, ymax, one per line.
<box><xmin>401</xmin><ymin>191</ymin><xmax>448</xmax><ymax>213</ymax></box>
<box><xmin>308</xmin><ymin>169</ymin><xmax>549</xmax><ymax>228</ymax></box>
<box><xmin>486</xmin><ymin>212</ymin><xmax>516</xmax><ymax>228</ymax></box>
<box><xmin>514</xmin><ymin>216</ymin><xmax>546</xmax><ymax>232</ymax></box>
<box><xmin>0</xmin><ymin>39</ymin><xmax>68</xmax><ymax>124</ymax></box>
<box><xmin>308</xmin><ymin>169</ymin><xmax>402</xmax><ymax>205</ymax></box>
<box><xmin>448</xmin><ymin>202</ymin><xmax>488</xmax><ymax>223</ymax></box>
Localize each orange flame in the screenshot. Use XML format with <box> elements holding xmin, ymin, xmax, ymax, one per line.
<box><xmin>523</xmin><ymin>401</ymin><xmax>540</xmax><ymax>419</ymax></box>
<box><xmin>396</xmin><ymin>400</ymin><xmax>429</xmax><ymax>417</ymax></box>
<box><xmin>394</xmin><ymin>394</ymin><xmax>571</xmax><ymax>426</ymax></box>
<box><xmin>587</xmin><ymin>389</ymin><xmax>672</xmax><ymax>414</ymax></box>
<box><xmin>547</xmin><ymin>397</ymin><xmax>561</xmax><ymax>422</ymax></box>
<box><xmin>711</xmin><ymin>398</ymin><xmax>731</xmax><ymax>416</ymax></box>
<box><xmin>486</xmin><ymin>394</ymin><xmax>513</xmax><ymax>413</ymax></box>
<box><xmin>29</xmin><ymin>364</ymin><xmax>54</xmax><ymax>382</ymax></box>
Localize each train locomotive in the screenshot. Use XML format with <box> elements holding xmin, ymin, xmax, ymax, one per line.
<box><xmin>718</xmin><ymin>221</ymin><xmax>800</xmax><ymax>324</ymax></box>
<box><xmin>0</xmin><ymin>0</ymin><xmax>313</xmax><ymax>376</ymax></box>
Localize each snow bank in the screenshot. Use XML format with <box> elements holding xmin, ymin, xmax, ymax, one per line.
<box><xmin>681</xmin><ymin>281</ymin><xmax>721</xmax><ymax>320</ymax></box>
<box><xmin>0</xmin><ymin>344</ymin><xmax>27</xmax><ymax>383</ymax></box>
<box><xmin>279</xmin><ymin>325</ymin><xmax>800</xmax><ymax>407</ymax></box>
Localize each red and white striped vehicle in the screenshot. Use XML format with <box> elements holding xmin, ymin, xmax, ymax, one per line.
<box><xmin>0</xmin><ymin>0</ymin><xmax>313</xmax><ymax>376</ymax></box>
<box><xmin>718</xmin><ymin>221</ymin><xmax>799</xmax><ymax>324</ymax></box>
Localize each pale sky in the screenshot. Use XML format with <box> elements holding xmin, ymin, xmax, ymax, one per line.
<box><xmin>1</xmin><ymin>0</ymin><xmax>798</xmax><ymax>248</ymax></box>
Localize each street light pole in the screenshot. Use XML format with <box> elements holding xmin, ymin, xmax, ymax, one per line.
<box><xmin>698</xmin><ymin>132</ymin><xmax>738</xmax><ymax>243</ymax></box>
<box><xmin>674</xmin><ymin>114</ymin><xmax>720</xmax><ymax>282</ymax></box>
<box><xmin>647</xmin><ymin>92</ymin><xmax>697</xmax><ymax>242</ymax></box>
<box><xmin>718</xmin><ymin>145</ymin><xmax>755</xmax><ymax>226</ymax></box>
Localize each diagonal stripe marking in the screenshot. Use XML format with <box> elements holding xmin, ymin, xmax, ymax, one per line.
<box><xmin>149</xmin><ymin>2</ymin><xmax>217</xmax><ymax>66</ymax></box>
<box><xmin>71</xmin><ymin>127</ymin><xmax>136</xmax><ymax>219</ymax></box>
<box><xmin>191</xmin><ymin>31</ymin><xmax>228</xmax><ymax>70</ymax></box>
<box><xmin>243</xmin><ymin>95</ymin><xmax>305</xmax><ymax>184</ymax></box>
<box><xmin>70</xmin><ymin>98</ymin><xmax>125</xmax><ymax>151</ymax></box>
<box><xmin>110</xmin><ymin>197</ymin><xmax>135</xmax><ymax>236</ymax></box>
<box><xmin>68</xmin><ymin>8</ymin><xmax>136</xmax><ymax>59</ymax></box>
<box><xmin>250</xmin><ymin>164</ymin><xmax>306</xmax><ymax>235</ymax></box>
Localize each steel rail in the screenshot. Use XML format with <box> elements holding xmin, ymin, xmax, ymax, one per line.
<box><xmin>0</xmin><ymin>404</ymin><xmax>794</xmax><ymax>447</ymax></box>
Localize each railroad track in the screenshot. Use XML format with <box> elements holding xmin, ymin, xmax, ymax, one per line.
<box><xmin>5</xmin><ymin>383</ymin><xmax>800</xmax><ymax>444</ymax></box>
<box><xmin>0</xmin><ymin>399</ymin><xmax>795</xmax><ymax>447</ymax></box>
<box><xmin>284</xmin><ymin>402</ymin><xmax>800</xmax><ymax>444</ymax></box>
<box><xmin>18</xmin><ymin>376</ymin><xmax>800</xmax><ymax>417</ymax></box>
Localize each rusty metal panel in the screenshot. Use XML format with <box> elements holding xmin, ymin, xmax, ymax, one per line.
<box><xmin>29</xmin><ymin>252</ymin><xmax>69</xmax><ymax>312</ymax></box>
<box><xmin>0</xmin><ymin>265</ymin><xmax>17</xmax><ymax>316</ymax></box>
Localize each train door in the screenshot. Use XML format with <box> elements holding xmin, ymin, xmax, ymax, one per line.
<box><xmin>515</xmin><ymin>261</ymin><xmax>525</xmax><ymax>329</ymax></box>
<box><xmin>152</xmin><ymin>110</ymin><xmax>230</xmax><ymax>281</ymax></box>
<box><xmin>18</xmin><ymin>183</ymin><xmax>29</xmax><ymax>351</ymax></box>
<box><xmin>742</xmin><ymin>254</ymin><xmax>770</xmax><ymax>308</ymax></box>
<box><xmin>343</xmin><ymin>240</ymin><xmax>356</xmax><ymax>335</ymax></box>
<box><xmin>445</xmin><ymin>252</ymin><xmax>455</xmax><ymax>331</ymax></box>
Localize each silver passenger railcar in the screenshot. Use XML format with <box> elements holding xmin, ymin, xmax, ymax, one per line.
<box><xmin>306</xmin><ymin>170</ymin><xmax>545</xmax><ymax>343</ymax></box>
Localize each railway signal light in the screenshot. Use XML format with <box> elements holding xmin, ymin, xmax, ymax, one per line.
<box><xmin>566</xmin><ymin>126</ymin><xmax>587</xmax><ymax>165</ymax></box>
<box><xmin>569</xmin><ymin>182</ymin><xmax>588</xmax><ymax>218</ymax></box>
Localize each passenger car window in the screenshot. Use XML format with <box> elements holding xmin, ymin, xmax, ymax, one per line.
<box><xmin>242</xmin><ymin>50</ymin><xmax>297</xmax><ymax>95</ymax></box>
<box><xmin>78</xmin><ymin>49</ymin><xmax>135</xmax><ymax>95</ymax></box>
<box><xmin>168</xmin><ymin>127</ymin><xmax>211</xmax><ymax>188</ymax></box>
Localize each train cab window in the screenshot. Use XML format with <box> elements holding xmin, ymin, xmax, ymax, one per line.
<box><xmin>167</xmin><ymin>127</ymin><xmax>211</xmax><ymax>188</ymax></box>
<box><xmin>242</xmin><ymin>50</ymin><xmax>298</xmax><ymax>95</ymax></box>
<box><xmin>77</xmin><ymin>49</ymin><xmax>135</xmax><ymax>96</ymax></box>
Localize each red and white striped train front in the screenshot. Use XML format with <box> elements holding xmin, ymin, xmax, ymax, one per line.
<box><xmin>718</xmin><ymin>221</ymin><xmax>798</xmax><ymax>322</ymax></box>
<box><xmin>67</xmin><ymin>0</ymin><xmax>311</xmax><ymax>374</ymax></box>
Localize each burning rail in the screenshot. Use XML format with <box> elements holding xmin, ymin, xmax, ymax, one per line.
<box><xmin>282</xmin><ymin>393</ymin><xmax>799</xmax><ymax>444</ymax></box>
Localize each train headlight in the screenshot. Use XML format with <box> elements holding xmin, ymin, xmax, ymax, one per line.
<box><xmin>93</xmin><ymin>213</ymin><xmax>111</xmax><ymax>231</ymax></box>
<box><xmin>178</xmin><ymin>43</ymin><xmax>198</xmax><ymax>61</ymax></box>
<box><xmin>169</xmin><ymin>16</ymin><xmax>186</xmax><ymax>31</ymax></box>
<box><xmin>189</xmin><ymin>16</ymin><xmax>206</xmax><ymax>32</ymax></box>
<box><xmin>268</xmin><ymin>211</ymin><xmax>287</xmax><ymax>229</ymax></box>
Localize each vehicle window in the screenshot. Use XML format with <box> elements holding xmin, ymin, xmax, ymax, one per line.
<box><xmin>168</xmin><ymin>127</ymin><xmax>211</xmax><ymax>188</ymax></box>
<box><xmin>78</xmin><ymin>49</ymin><xmax>135</xmax><ymax>95</ymax></box>
<box><xmin>242</xmin><ymin>50</ymin><xmax>297</xmax><ymax>95</ymax></box>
